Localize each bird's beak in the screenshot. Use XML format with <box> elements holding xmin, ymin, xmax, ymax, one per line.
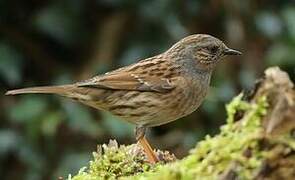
<box><xmin>223</xmin><ymin>47</ymin><xmax>242</xmax><ymax>56</ymax></box>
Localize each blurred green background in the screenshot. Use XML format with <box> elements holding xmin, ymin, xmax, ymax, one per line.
<box><xmin>0</xmin><ymin>0</ymin><xmax>294</xmax><ymax>179</ymax></box>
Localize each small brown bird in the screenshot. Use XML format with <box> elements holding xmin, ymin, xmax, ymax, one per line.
<box><xmin>6</xmin><ymin>34</ymin><xmax>241</xmax><ymax>163</ymax></box>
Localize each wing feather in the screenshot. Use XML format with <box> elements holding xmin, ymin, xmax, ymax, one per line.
<box><xmin>77</xmin><ymin>66</ymin><xmax>176</xmax><ymax>93</ymax></box>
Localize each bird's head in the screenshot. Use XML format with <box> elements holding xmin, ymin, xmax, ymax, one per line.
<box><xmin>168</xmin><ymin>34</ymin><xmax>242</xmax><ymax>71</ymax></box>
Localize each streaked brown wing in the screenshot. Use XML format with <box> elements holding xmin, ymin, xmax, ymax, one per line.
<box><xmin>76</xmin><ymin>69</ymin><xmax>176</xmax><ymax>93</ymax></box>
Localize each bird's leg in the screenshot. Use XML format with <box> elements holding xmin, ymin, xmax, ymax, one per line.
<box><xmin>135</xmin><ymin>126</ymin><xmax>159</xmax><ymax>164</ymax></box>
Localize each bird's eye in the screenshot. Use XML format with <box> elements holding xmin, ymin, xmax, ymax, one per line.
<box><xmin>207</xmin><ymin>45</ymin><xmax>218</xmax><ymax>54</ymax></box>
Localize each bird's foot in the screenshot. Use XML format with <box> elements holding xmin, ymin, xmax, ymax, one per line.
<box><xmin>135</xmin><ymin>126</ymin><xmax>159</xmax><ymax>164</ymax></box>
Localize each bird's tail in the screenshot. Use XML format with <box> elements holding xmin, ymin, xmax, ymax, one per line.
<box><xmin>5</xmin><ymin>85</ymin><xmax>75</xmax><ymax>96</ymax></box>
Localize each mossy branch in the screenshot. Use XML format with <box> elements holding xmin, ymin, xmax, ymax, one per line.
<box><xmin>69</xmin><ymin>67</ymin><xmax>295</xmax><ymax>180</ymax></box>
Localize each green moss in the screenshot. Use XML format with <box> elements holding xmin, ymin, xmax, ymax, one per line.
<box><xmin>182</xmin><ymin>94</ymin><xmax>268</xmax><ymax>179</ymax></box>
<box><xmin>70</xmin><ymin>94</ymin><xmax>295</xmax><ymax>180</ymax></box>
<box><xmin>69</xmin><ymin>140</ymin><xmax>156</xmax><ymax>180</ymax></box>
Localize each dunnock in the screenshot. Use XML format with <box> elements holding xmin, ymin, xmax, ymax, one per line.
<box><xmin>6</xmin><ymin>34</ymin><xmax>241</xmax><ymax>163</ymax></box>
